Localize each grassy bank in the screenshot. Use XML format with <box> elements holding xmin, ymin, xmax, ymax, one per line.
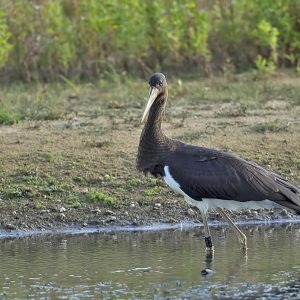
<box><xmin>0</xmin><ymin>71</ymin><xmax>300</xmax><ymax>230</ymax></box>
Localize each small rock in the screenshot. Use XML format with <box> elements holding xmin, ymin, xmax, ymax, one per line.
<box><xmin>92</xmin><ymin>208</ymin><xmax>101</xmax><ymax>213</ymax></box>
<box><xmin>80</xmin><ymin>187</ymin><xmax>89</xmax><ymax>194</ymax></box>
<box><xmin>132</xmin><ymin>219</ymin><xmax>139</xmax><ymax>226</ymax></box>
<box><xmin>106</xmin><ymin>216</ymin><xmax>117</xmax><ymax>223</ymax></box>
<box><xmin>105</xmin><ymin>209</ymin><xmax>116</xmax><ymax>216</ymax></box>
<box><xmin>59</xmin><ymin>213</ymin><xmax>66</xmax><ymax>219</ymax></box>
<box><xmin>153</xmin><ymin>203</ymin><xmax>162</xmax><ymax>210</ymax></box>
<box><xmin>280</xmin><ymin>209</ymin><xmax>290</xmax><ymax>217</ymax></box>
<box><xmin>82</xmin><ymin>222</ymin><xmax>88</xmax><ymax>227</ymax></box>
<box><xmin>59</xmin><ymin>207</ymin><xmax>66</xmax><ymax>213</ymax></box>
<box><xmin>5</xmin><ymin>223</ymin><xmax>17</xmax><ymax>230</ymax></box>
<box><xmin>187</xmin><ymin>208</ymin><xmax>196</xmax><ymax>216</ymax></box>
<box><xmin>168</xmin><ymin>217</ymin><xmax>177</xmax><ymax>223</ymax></box>
<box><xmin>130</xmin><ymin>201</ymin><xmax>139</xmax><ymax>208</ymax></box>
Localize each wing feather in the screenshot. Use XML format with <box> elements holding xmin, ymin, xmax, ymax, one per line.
<box><xmin>166</xmin><ymin>145</ymin><xmax>300</xmax><ymax>212</ymax></box>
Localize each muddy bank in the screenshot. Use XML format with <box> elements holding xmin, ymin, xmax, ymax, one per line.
<box><xmin>0</xmin><ymin>74</ymin><xmax>299</xmax><ymax>232</ymax></box>
<box><xmin>1</xmin><ymin>197</ymin><xmax>299</xmax><ymax>232</ymax></box>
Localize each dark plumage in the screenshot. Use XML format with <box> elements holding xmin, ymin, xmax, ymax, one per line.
<box><xmin>137</xmin><ymin>72</ymin><xmax>300</xmax><ymax>250</ymax></box>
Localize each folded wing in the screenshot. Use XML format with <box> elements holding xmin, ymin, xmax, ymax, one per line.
<box><xmin>166</xmin><ymin>145</ymin><xmax>300</xmax><ymax>213</ymax></box>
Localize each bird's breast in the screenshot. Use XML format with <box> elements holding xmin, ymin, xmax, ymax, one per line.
<box><xmin>163</xmin><ymin>166</ymin><xmax>186</xmax><ymax>196</ymax></box>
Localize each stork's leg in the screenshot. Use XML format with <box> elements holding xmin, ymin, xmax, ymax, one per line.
<box><xmin>216</xmin><ymin>207</ymin><xmax>247</xmax><ymax>250</ymax></box>
<box><xmin>200</xmin><ymin>210</ymin><xmax>214</xmax><ymax>251</ymax></box>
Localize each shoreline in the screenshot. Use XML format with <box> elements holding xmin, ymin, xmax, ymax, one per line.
<box><xmin>1</xmin><ymin>216</ymin><xmax>299</xmax><ymax>240</ymax></box>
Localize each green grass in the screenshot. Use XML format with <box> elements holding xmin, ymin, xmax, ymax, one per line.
<box><xmin>65</xmin><ymin>196</ymin><xmax>81</xmax><ymax>208</ymax></box>
<box><xmin>122</xmin><ymin>178</ymin><xmax>143</xmax><ymax>189</ymax></box>
<box><xmin>34</xmin><ymin>201</ymin><xmax>45</xmax><ymax>210</ymax></box>
<box><xmin>292</xmin><ymin>158</ymin><xmax>300</xmax><ymax>167</ymax></box>
<box><xmin>87</xmin><ymin>188</ymin><xmax>117</xmax><ymax>205</ymax></box>
<box><xmin>2</xmin><ymin>187</ymin><xmax>22</xmax><ymax>199</ymax></box>
<box><xmin>251</xmin><ymin>121</ymin><xmax>289</xmax><ymax>133</ymax></box>
<box><xmin>144</xmin><ymin>186</ymin><xmax>161</xmax><ymax>197</ymax></box>
<box><xmin>0</xmin><ymin>72</ymin><xmax>300</xmax><ymax>125</ymax></box>
<box><xmin>0</xmin><ymin>110</ymin><xmax>20</xmax><ymax>125</ymax></box>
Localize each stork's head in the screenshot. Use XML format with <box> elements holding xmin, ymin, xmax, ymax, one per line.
<box><xmin>141</xmin><ymin>73</ymin><xmax>167</xmax><ymax>123</ymax></box>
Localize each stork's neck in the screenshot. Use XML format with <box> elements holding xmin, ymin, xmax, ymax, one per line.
<box><xmin>137</xmin><ymin>90</ymin><xmax>172</xmax><ymax>173</ymax></box>
<box><xmin>142</xmin><ymin>91</ymin><xmax>168</xmax><ymax>141</ymax></box>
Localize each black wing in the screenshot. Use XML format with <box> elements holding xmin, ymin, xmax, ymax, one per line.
<box><xmin>166</xmin><ymin>145</ymin><xmax>300</xmax><ymax>212</ymax></box>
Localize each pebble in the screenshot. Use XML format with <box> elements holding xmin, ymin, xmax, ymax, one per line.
<box><xmin>105</xmin><ymin>209</ymin><xmax>116</xmax><ymax>216</ymax></box>
<box><xmin>130</xmin><ymin>201</ymin><xmax>138</xmax><ymax>208</ymax></box>
<box><xmin>106</xmin><ymin>216</ymin><xmax>117</xmax><ymax>223</ymax></box>
<box><xmin>132</xmin><ymin>219</ymin><xmax>139</xmax><ymax>226</ymax></box>
<box><xmin>153</xmin><ymin>203</ymin><xmax>162</xmax><ymax>210</ymax></box>
<box><xmin>5</xmin><ymin>223</ymin><xmax>17</xmax><ymax>230</ymax></box>
<box><xmin>280</xmin><ymin>209</ymin><xmax>289</xmax><ymax>217</ymax></box>
<box><xmin>59</xmin><ymin>207</ymin><xmax>66</xmax><ymax>213</ymax></box>
<box><xmin>187</xmin><ymin>208</ymin><xmax>196</xmax><ymax>216</ymax></box>
<box><xmin>80</xmin><ymin>187</ymin><xmax>89</xmax><ymax>194</ymax></box>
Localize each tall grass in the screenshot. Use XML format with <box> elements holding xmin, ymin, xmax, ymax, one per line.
<box><xmin>0</xmin><ymin>0</ymin><xmax>300</xmax><ymax>81</ymax></box>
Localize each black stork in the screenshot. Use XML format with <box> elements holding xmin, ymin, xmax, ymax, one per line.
<box><xmin>136</xmin><ymin>72</ymin><xmax>300</xmax><ymax>251</ymax></box>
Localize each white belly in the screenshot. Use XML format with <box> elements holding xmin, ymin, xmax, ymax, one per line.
<box><xmin>163</xmin><ymin>166</ymin><xmax>285</xmax><ymax>213</ymax></box>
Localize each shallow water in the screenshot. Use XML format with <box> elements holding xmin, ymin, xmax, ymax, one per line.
<box><xmin>0</xmin><ymin>222</ymin><xmax>299</xmax><ymax>299</ymax></box>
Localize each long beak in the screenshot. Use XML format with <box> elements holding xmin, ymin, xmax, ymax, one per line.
<box><xmin>141</xmin><ymin>86</ymin><xmax>160</xmax><ymax>123</ymax></box>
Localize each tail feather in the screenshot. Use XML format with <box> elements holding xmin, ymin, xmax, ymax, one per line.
<box><xmin>274</xmin><ymin>176</ymin><xmax>300</xmax><ymax>213</ymax></box>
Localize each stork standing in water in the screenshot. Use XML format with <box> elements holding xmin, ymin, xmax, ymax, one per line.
<box><xmin>137</xmin><ymin>73</ymin><xmax>300</xmax><ymax>251</ymax></box>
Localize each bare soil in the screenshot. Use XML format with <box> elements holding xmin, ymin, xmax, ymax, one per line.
<box><xmin>0</xmin><ymin>74</ymin><xmax>300</xmax><ymax>231</ymax></box>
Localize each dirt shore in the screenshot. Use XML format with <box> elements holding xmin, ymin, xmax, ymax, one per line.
<box><xmin>0</xmin><ymin>73</ymin><xmax>299</xmax><ymax>231</ymax></box>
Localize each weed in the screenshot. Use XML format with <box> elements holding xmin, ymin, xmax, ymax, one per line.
<box><xmin>0</xmin><ymin>110</ymin><xmax>20</xmax><ymax>125</ymax></box>
<box><xmin>42</xmin><ymin>153</ymin><xmax>56</xmax><ymax>162</ymax></box>
<box><xmin>3</xmin><ymin>187</ymin><xmax>22</xmax><ymax>199</ymax></box>
<box><xmin>65</xmin><ymin>196</ymin><xmax>81</xmax><ymax>208</ymax></box>
<box><xmin>65</xmin><ymin>161</ymin><xmax>79</xmax><ymax>169</ymax></box>
<box><xmin>252</xmin><ymin>121</ymin><xmax>289</xmax><ymax>133</ymax></box>
<box><xmin>87</xmin><ymin>188</ymin><xmax>117</xmax><ymax>205</ymax></box>
<box><xmin>144</xmin><ymin>186</ymin><xmax>160</xmax><ymax>197</ymax></box>
<box><xmin>122</xmin><ymin>178</ymin><xmax>143</xmax><ymax>189</ymax></box>
<box><xmin>34</xmin><ymin>201</ymin><xmax>45</xmax><ymax>210</ymax></box>
<box><xmin>73</xmin><ymin>176</ymin><xmax>86</xmax><ymax>184</ymax></box>
<box><xmin>292</xmin><ymin>158</ymin><xmax>300</xmax><ymax>167</ymax></box>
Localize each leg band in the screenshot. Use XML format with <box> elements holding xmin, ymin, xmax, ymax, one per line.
<box><xmin>205</xmin><ymin>236</ymin><xmax>213</xmax><ymax>248</ymax></box>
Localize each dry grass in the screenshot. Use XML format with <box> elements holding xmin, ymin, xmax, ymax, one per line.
<box><xmin>0</xmin><ymin>71</ymin><xmax>299</xmax><ymax>228</ymax></box>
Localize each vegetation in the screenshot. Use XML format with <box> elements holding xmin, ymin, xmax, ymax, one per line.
<box><xmin>252</xmin><ymin>121</ymin><xmax>289</xmax><ymax>133</ymax></box>
<box><xmin>87</xmin><ymin>188</ymin><xmax>118</xmax><ymax>205</ymax></box>
<box><xmin>0</xmin><ymin>72</ymin><xmax>299</xmax><ymax>228</ymax></box>
<box><xmin>0</xmin><ymin>0</ymin><xmax>300</xmax><ymax>81</ymax></box>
